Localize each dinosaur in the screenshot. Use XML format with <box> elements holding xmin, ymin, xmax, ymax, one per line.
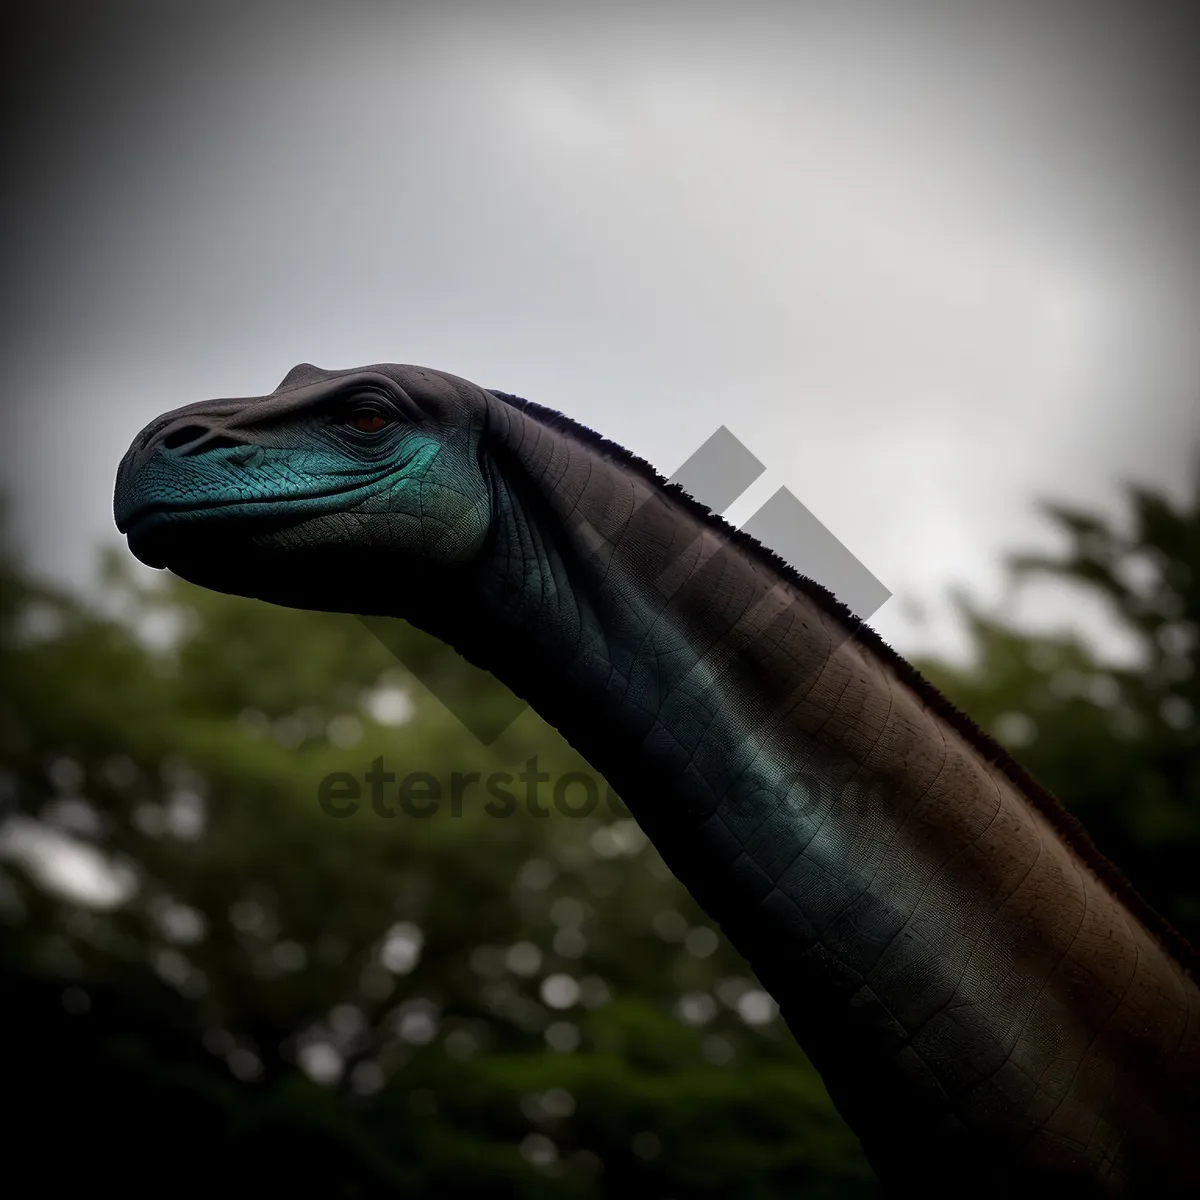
<box><xmin>114</xmin><ymin>362</ymin><xmax>1200</xmax><ymax>1197</ymax></box>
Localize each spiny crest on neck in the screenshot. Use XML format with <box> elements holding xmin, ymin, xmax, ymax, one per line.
<box><xmin>486</xmin><ymin>387</ymin><xmax>1198</xmax><ymax>976</ymax></box>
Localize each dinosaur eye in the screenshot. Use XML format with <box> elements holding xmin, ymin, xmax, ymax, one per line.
<box><xmin>350</xmin><ymin>411</ymin><xmax>389</xmax><ymax>433</ymax></box>
<box><xmin>341</xmin><ymin>400</ymin><xmax>396</xmax><ymax>434</ymax></box>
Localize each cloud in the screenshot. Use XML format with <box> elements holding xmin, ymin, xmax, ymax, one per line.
<box><xmin>1</xmin><ymin>0</ymin><xmax>1196</xmax><ymax>664</ymax></box>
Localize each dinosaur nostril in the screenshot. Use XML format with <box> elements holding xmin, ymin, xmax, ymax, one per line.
<box><xmin>200</xmin><ymin>435</ymin><xmax>245</xmax><ymax>453</ymax></box>
<box><xmin>161</xmin><ymin>424</ymin><xmax>210</xmax><ymax>450</ymax></box>
<box><xmin>158</xmin><ymin>427</ymin><xmax>246</xmax><ymax>455</ymax></box>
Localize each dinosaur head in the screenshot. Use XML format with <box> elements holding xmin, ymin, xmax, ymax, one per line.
<box><xmin>114</xmin><ymin>363</ymin><xmax>494</xmax><ymax>614</ymax></box>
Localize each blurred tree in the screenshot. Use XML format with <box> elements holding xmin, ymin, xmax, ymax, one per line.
<box><xmin>913</xmin><ymin>469</ymin><xmax>1200</xmax><ymax>943</ymax></box>
<box><xmin>0</xmin><ymin>465</ymin><xmax>1195</xmax><ymax>1197</ymax></box>
<box><xmin>0</xmin><ymin>549</ymin><xmax>869</xmax><ymax>1198</ymax></box>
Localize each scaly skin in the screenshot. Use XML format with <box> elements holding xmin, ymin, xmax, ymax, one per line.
<box><xmin>115</xmin><ymin>362</ymin><xmax>1200</xmax><ymax>1197</ymax></box>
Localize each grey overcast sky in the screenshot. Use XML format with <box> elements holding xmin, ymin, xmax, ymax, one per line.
<box><xmin>2</xmin><ymin>0</ymin><xmax>1198</xmax><ymax>663</ymax></box>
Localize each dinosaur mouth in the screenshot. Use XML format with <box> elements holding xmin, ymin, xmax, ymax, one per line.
<box><xmin>115</xmin><ymin>462</ymin><xmax>403</xmax><ymax>568</ymax></box>
<box><xmin>121</xmin><ymin>506</ymin><xmax>229</xmax><ymax>569</ymax></box>
<box><xmin>120</xmin><ymin>504</ymin><xmax>299</xmax><ymax>571</ymax></box>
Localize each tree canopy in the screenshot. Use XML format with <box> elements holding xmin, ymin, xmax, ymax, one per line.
<box><xmin>1</xmin><ymin>468</ymin><xmax>1196</xmax><ymax>1197</ymax></box>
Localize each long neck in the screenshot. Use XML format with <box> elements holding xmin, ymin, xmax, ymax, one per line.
<box><xmin>428</xmin><ymin>397</ymin><xmax>1200</xmax><ymax>1196</ymax></box>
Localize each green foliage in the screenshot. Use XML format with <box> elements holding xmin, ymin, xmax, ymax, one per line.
<box><xmin>2</xmin><ymin>466</ymin><xmax>1196</xmax><ymax>1195</ymax></box>
<box><xmin>913</xmin><ymin>471</ymin><xmax>1200</xmax><ymax>941</ymax></box>
<box><xmin>0</xmin><ymin>548</ymin><xmax>868</xmax><ymax>1197</ymax></box>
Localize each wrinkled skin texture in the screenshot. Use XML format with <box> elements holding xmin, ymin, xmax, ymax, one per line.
<box><xmin>116</xmin><ymin>363</ymin><xmax>491</xmax><ymax>618</ymax></box>
<box><xmin>116</xmin><ymin>363</ymin><xmax>1200</xmax><ymax>1198</ymax></box>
